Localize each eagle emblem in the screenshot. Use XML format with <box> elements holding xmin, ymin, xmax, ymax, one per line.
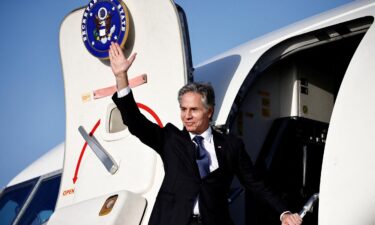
<box><xmin>94</xmin><ymin>7</ymin><xmax>116</xmax><ymax>44</ymax></box>
<box><xmin>81</xmin><ymin>0</ymin><xmax>130</xmax><ymax>59</ymax></box>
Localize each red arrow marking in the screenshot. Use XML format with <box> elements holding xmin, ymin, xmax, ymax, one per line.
<box><xmin>137</xmin><ymin>103</ymin><xmax>164</xmax><ymax>128</ymax></box>
<box><xmin>73</xmin><ymin>119</ymin><xmax>101</xmax><ymax>184</ymax></box>
<box><xmin>72</xmin><ymin>103</ymin><xmax>163</xmax><ymax>184</ymax></box>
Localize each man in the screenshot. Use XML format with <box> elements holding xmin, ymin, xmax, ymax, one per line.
<box><xmin>109</xmin><ymin>42</ymin><xmax>302</xmax><ymax>225</ymax></box>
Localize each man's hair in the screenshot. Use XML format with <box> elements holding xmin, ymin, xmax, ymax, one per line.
<box><xmin>178</xmin><ymin>82</ymin><xmax>215</xmax><ymax>111</ymax></box>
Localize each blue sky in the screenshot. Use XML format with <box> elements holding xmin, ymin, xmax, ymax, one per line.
<box><xmin>0</xmin><ymin>0</ymin><xmax>354</xmax><ymax>188</ymax></box>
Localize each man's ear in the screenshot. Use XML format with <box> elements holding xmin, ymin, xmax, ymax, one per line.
<box><xmin>208</xmin><ymin>107</ymin><xmax>214</xmax><ymax>119</ymax></box>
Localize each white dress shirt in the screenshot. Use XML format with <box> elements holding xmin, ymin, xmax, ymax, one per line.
<box><xmin>189</xmin><ymin>127</ymin><xmax>219</xmax><ymax>173</ymax></box>
<box><xmin>117</xmin><ymin>86</ymin><xmax>131</xmax><ymax>98</ymax></box>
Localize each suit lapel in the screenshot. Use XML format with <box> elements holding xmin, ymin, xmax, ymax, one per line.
<box><xmin>180</xmin><ymin>128</ymin><xmax>201</xmax><ymax>178</ymax></box>
<box><xmin>180</xmin><ymin>128</ymin><xmax>196</xmax><ymax>160</ymax></box>
<box><xmin>212</xmin><ymin>129</ymin><xmax>227</xmax><ymax>172</ymax></box>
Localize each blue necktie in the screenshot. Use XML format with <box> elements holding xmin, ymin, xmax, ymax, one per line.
<box><xmin>193</xmin><ymin>136</ymin><xmax>211</xmax><ymax>178</ymax></box>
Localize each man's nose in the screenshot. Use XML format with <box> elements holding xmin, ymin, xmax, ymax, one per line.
<box><xmin>185</xmin><ymin>110</ymin><xmax>192</xmax><ymax>119</ymax></box>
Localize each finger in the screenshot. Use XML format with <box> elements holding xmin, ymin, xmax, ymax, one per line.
<box><xmin>109</xmin><ymin>43</ymin><xmax>116</xmax><ymax>57</ymax></box>
<box><xmin>109</xmin><ymin>50</ymin><xmax>114</xmax><ymax>62</ymax></box>
<box><xmin>114</xmin><ymin>42</ymin><xmax>122</xmax><ymax>56</ymax></box>
<box><xmin>110</xmin><ymin>42</ymin><xmax>118</xmax><ymax>56</ymax></box>
<box><xmin>283</xmin><ymin>215</ymin><xmax>297</xmax><ymax>225</ymax></box>
<box><xmin>127</xmin><ymin>52</ymin><xmax>137</xmax><ymax>65</ymax></box>
<box><xmin>287</xmin><ymin>215</ymin><xmax>302</xmax><ymax>225</ymax></box>
<box><xmin>114</xmin><ymin>43</ymin><xmax>121</xmax><ymax>56</ymax></box>
<box><xmin>292</xmin><ymin>214</ymin><xmax>302</xmax><ymax>223</ymax></box>
<box><xmin>286</xmin><ymin>217</ymin><xmax>298</xmax><ymax>225</ymax></box>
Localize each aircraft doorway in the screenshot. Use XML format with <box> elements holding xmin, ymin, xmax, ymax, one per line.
<box><xmin>227</xmin><ymin>16</ymin><xmax>374</xmax><ymax>225</ymax></box>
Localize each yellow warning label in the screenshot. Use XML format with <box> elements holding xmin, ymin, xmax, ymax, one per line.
<box><xmin>82</xmin><ymin>93</ymin><xmax>92</xmax><ymax>103</ymax></box>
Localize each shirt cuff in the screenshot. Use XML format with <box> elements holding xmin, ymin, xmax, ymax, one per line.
<box><xmin>117</xmin><ymin>87</ymin><xmax>131</xmax><ymax>98</ymax></box>
<box><xmin>280</xmin><ymin>211</ymin><xmax>291</xmax><ymax>221</ymax></box>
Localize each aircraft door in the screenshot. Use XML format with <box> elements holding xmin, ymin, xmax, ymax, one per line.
<box><xmin>53</xmin><ymin>0</ymin><xmax>191</xmax><ymax>224</ymax></box>
<box><xmin>319</xmin><ymin>16</ymin><xmax>375</xmax><ymax>225</ymax></box>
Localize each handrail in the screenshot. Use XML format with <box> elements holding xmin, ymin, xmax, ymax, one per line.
<box><xmin>299</xmin><ymin>193</ymin><xmax>319</xmax><ymax>218</ymax></box>
<box><xmin>78</xmin><ymin>126</ymin><xmax>119</xmax><ymax>174</ymax></box>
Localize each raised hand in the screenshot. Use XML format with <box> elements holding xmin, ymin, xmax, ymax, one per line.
<box><xmin>281</xmin><ymin>213</ymin><xmax>302</xmax><ymax>225</ymax></box>
<box><xmin>109</xmin><ymin>42</ymin><xmax>137</xmax><ymax>89</ymax></box>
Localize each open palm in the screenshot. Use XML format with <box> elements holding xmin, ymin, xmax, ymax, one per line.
<box><xmin>109</xmin><ymin>42</ymin><xmax>136</xmax><ymax>78</ymax></box>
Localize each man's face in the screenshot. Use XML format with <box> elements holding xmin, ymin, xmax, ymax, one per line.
<box><xmin>180</xmin><ymin>92</ymin><xmax>213</xmax><ymax>134</ymax></box>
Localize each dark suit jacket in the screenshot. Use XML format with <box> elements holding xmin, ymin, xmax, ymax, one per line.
<box><xmin>113</xmin><ymin>92</ymin><xmax>287</xmax><ymax>225</ymax></box>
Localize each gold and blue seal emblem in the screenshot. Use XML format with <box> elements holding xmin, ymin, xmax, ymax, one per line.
<box><xmin>81</xmin><ymin>0</ymin><xmax>130</xmax><ymax>59</ymax></box>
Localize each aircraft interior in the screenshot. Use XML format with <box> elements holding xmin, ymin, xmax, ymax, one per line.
<box><xmin>227</xmin><ymin>16</ymin><xmax>374</xmax><ymax>225</ymax></box>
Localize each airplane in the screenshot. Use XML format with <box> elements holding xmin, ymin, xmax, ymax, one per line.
<box><xmin>1</xmin><ymin>0</ymin><xmax>375</xmax><ymax>224</ymax></box>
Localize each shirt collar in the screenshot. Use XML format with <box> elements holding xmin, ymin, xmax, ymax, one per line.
<box><xmin>189</xmin><ymin>127</ymin><xmax>213</xmax><ymax>143</ymax></box>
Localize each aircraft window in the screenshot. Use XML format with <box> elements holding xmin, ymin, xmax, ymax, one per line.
<box><xmin>0</xmin><ymin>178</ymin><xmax>38</xmax><ymax>225</ymax></box>
<box><xmin>175</xmin><ymin>3</ymin><xmax>194</xmax><ymax>81</ymax></box>
<box><xmin>17</xmin><ymin>174</ymin><xmax>61</xmax><ymax>225</ymax></box>
<box><xmin>108</xmin><ymin>107</ymin><xmax>127</xmax><ymax>133</ymax></box>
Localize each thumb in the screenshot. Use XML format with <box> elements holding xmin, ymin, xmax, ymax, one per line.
<box><xmin>127</xmin><ymin>52</ymin><xmax>137</xmax><ymax>65</ymax></box>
